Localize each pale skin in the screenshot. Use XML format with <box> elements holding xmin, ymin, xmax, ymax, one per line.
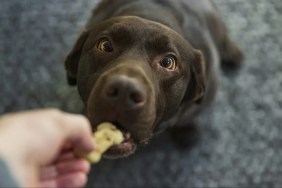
<box><xmin>0</xmin><ymin>109</ymin><xmax>96</xmax><ymax>188</ymax></box>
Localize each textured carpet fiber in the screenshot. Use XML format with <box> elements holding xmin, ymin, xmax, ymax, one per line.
<box><xmin>1</xmin><ymin>0</ymin><xmax>282</xmax><ymax>187</ymax></box>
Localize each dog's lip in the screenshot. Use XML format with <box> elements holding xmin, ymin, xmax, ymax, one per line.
<box><xmin>107</xmin><ymin>122</ymin><xmax>136</xmax><ymax>154</ymax></box>
<box><xmin>105</xmin><ymin>137</ymin><xmax>136</xmax><ymax>156</ymax></box>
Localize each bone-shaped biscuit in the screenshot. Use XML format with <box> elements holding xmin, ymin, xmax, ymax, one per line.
<box><xmin>75</xmin><ymin>122</ymin><xmax>123</xmax><ymax>163</ymax></box>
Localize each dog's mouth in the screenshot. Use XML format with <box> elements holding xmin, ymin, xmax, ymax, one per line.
<box><xmin>95</xmin><ymin>121</ymin><xmax>137</xmax><ymax>158</ymax></box>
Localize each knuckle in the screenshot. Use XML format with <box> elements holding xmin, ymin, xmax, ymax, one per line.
<box><xmin>44</xmin><ymin>108</ymin><xmax>63</xmax><ymax>117</ymax></box>
<box><xmin>42</xmin><ymin>109</ymin><xmax>65</xmax><ymax>125</ymax></box>
<box><xmin>76</xmin><ymin>114</ymin><xmax>90</xmax><ymax>126</ymax></box>
<box><xmin>75</xmin><ymin>114</ymin><xmax>92</xmax><ymax>132</ymax></box>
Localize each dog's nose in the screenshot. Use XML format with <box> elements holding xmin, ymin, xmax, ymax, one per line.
<box><xmin>103</xmin><ymin>75</ymin><xmax>146</xmax><ymax>109</ymax></box>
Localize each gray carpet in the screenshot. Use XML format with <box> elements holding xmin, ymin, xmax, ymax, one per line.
<box><xmin>1</xmin><ymin>0</ymin><xmax>282</xmax><ymax>187</ymax></box>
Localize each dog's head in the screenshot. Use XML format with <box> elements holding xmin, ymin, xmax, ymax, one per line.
<box><xmin>65</xmin><ymin>16</ymin><xmax>206</xmax><ymax>158</ymax></box>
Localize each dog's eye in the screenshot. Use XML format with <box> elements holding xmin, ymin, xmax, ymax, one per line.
<box><xmin>160</xmin><ymin>55</ymin><xmax>177</xmax><ymax>70</ymax></box>
<box><xmin>97</xmin><ymin>39</ymin><xmax>113</xmax><ymax>52</ymax></box>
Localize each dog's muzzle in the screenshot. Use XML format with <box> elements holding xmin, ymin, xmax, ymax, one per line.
<box><xmin>86</xmin><ymin>64</ymin><xmax>156</xmax><ymax>157</ymax></box>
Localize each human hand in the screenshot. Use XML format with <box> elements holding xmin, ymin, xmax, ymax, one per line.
<box><xmin>0</xmin><ymin>109</ymin><xmax>95</xmax><ymax>188</ymax></box>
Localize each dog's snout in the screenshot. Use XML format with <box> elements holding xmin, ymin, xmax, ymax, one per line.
<box><xmin>103</xmin><ymin>76</ymin><xmax>146</xmax><ymax>109</ymax></box>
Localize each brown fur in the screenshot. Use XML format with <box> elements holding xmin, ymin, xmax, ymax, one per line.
<box><xmin>65</xmin><ymin>0</ymin><xmax>243</xmax><ymax>157</ymax></box>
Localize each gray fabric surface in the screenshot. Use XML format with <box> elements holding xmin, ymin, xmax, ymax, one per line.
<box><xmin>0</xmin><ymin>0</ymin><xmax>282</xmax><ymax>187</ymax></box>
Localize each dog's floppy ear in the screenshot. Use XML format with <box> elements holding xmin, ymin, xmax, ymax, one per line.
<box><xmin>185</xmin><ymin>50</ymin><xmax>206</xmax><ymax>104</ymax></box>
<box><xmin>65</xmin><ymin>30</ymin><xmax>90</xmax><ymax>85</ymax></box>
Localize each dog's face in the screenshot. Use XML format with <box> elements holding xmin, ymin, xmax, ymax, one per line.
<box><xmin>65</xmin><ymin>16</ymin><xmax>206</xmax><ymax>158</ymax></box>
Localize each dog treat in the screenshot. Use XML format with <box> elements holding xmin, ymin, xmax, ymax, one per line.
<box><xmin>75</xmin><ymin>122</ymin><xmax>123</xmax><ymax>163</ymax></box>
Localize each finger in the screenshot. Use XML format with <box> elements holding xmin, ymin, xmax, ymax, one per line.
<box><xmin>56</xmin><ymin>158</ymin><xmax>90</xmax><ymax>175</ymax></box>
<box><xmin>59</xmin><ymin>112</ymin><xmax>96</xmax><ymax>152</ymax></box>
<box><xmin>40</xmin><ymin>172</ymin><xmax>88</xmax><ymax>188</ymax></box>
<box><xmin>16</xmin><ymin>109</ymin><xmax>96</xmax><ymax>153</ymax></box>
<box><xmin>55</xmin><ymin>151</ymin><xmax>76</xmax><ymax>163</ymax></box>
<box><xmin>40</xmin><ymin>158</ymin><xmax>90</xmax><ymax>180</ymax></box>
<box><xmin>61</xmin><ymin>143</ymin><xmax>72</xmax><ymax>151</ymax></box>
<box><xmin>40</xmin><ymin>166</ymin><xmax>57</xmax><ymax>181</ymax></box>
<box><xmin>39</xmin><ymin>179</ymin><xmax>56</xmax><ymax>188</ymax></box>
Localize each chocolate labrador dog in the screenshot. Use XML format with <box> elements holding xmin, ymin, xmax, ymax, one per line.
<box><xmin>65</xmin><ymin>0</ymin><xmax>242</xmax><ymax>158</ymax></box>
